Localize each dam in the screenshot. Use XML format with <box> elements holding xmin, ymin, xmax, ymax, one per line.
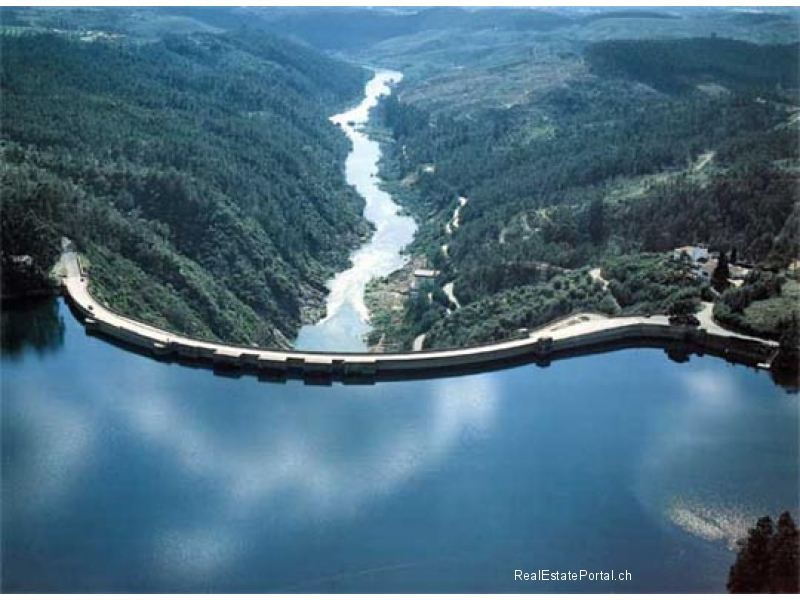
<box><xmin>59</xmin><ymin>251</ymin><xmax>779</xmax><ymax>382</ymax></box>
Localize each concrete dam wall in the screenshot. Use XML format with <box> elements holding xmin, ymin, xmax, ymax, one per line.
<box><xmin>60</xmin><ymin>252</ymin><xmax>778</xmax><ymax>382</ymax></box>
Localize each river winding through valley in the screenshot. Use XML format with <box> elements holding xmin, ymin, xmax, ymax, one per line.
<box><xmin>294</xmin><ymin>70</ymin><xmax>415</xmax><ymax>351</ymax></box>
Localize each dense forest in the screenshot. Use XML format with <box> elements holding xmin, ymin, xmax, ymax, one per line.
<box><xmin>1</xmin><ymin>31</ymin><xmax>367</xmax><ymax>346</ymax></box>
<box><xmin>586</xmin><ymin>38</ymin><xmax>800</xmax><ymax>93</ymax></box>
<box><xmin>2</xmin><ymin>9</ymin><xmax>798</xmax><ymax>353</ymax></box>
<box><xmin>372</xmin><ymin>36</ymin><xmax>799</xmax><ymax>349</ymax></box>
<box><xmin>259</xmin><ymin>8</ymin><xmax>572</xmax><ymax>51</ymax></box>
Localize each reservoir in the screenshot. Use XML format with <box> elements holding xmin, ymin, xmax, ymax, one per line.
<box><xmin>2</xmin><ymin>297</ymin><xmax>797</xmax><ymax>592</ymax></box>
<box><xmin>294</xmin><ymin>70</ymin><xmax>416</xmax><ymax>352</ymax></box>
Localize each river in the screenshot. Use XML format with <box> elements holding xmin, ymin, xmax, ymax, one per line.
<box><xmin>2</xmin><ymin>297</ymin><xmax>797</xmax><ymax>592</ymax></box>
<box><xmin>294</xmin><ymin>70</ymin><xmax>416</xmax><ymax>352</ymax></box>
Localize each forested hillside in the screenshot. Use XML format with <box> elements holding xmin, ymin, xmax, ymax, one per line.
<box><xmin>1</xmin><ymin>31</ymin><xmax>368</xmax><ymax>346</ymax></box>
<box><xmin>258</xmin><ymin>7</ymin><xmax>571</xmax><ymax>51</ymax></box>
<box><xmin>2</xmin><ymin>8</ymin><xmax>798</xmax><ymax>352</ymax></box>
<box><xmin>586</xmin><ymin>38</ymin><xmax>800</xmax><ymax>93</ymax></box>
<box><xmin>370</xmin><ymin>36</ymin><xmax>800</xmax><ymax>349</ymax></box>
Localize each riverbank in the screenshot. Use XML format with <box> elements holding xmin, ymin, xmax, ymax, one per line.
<box><xmin>293</xmin><ymin>69</ymin><xmax>416</xmax><ymax>352</ymax></box>
<box><xmin>364</xmin><ymin>256</ymin><xmax>427</xmax><ymax>352</ymax></box>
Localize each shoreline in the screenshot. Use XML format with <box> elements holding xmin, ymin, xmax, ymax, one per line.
<box><xmin>58</xmin><ymin>249</ymin><xmax>785</xmax><ymax>384</ymax></box>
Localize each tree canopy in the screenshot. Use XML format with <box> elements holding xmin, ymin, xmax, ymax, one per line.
<box><xmin>1</xmin><ymin>31</ymin><xmax>368</xmax><ymax>346</ymax></box>
<box><xmin>371</xmin><ymin>35</ymin><xmax>798</xmax><ymax>349</ymax></box>
<box><xmin>728</xmin><ymin>512</ymin><xmax>799</xmax><ymax>593</ymax></box>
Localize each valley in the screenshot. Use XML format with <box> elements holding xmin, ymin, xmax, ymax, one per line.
<box><xmin>3</xmin><ymin>7</ymin><xmax>798</xmax><ymax>362</ymax></box>
<box><xmin>346</xmin><ymin>14</ymin><xmax>800</xmax><ymax>357</ymax></box>
<box><xmin>1</xmin><ymin>25</ymin><xmax>370</xmax><ymax>347</ymax></box>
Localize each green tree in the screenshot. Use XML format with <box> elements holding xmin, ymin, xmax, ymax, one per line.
<box><xmin>713</xmin><ymin>251</ymin><xmax>731</xmax><ymax>290</ymax></box>
<box><xmin>728</xmin><ymin>513</ymin><xmax>799</xmax><ymax>593</ymax></box>
<box><xmin>728</xmin><ymin>516</ymin><xmax>775</xmax><ymax>593</ymax></box>
<box><xmin>668</xmin><ymin>298</ymin><xmax>696</xmax><ymax>317</ymax></box>
<box><xmin>1</xmin><ymin>32</ymin><xmax>368</xmax><ymax>346</ymax></box>
<box><xmin>588</xmin><ymin>198</ymin><xmax>605</xmax><ymax>245</ymax></box>
<box><xmin>775</xmin><ymin>314</ymin><xmax>800</xmax><ymax>369</ymax></box>
<box><xmin>667</xmin><ymin>298</ymin><xmax>698</xmax><ymax>325</ymax></box>
<box><xmin>769</xmin><ymin>512</ymin><xmax>800</xmax><ymax>593</ymax></box>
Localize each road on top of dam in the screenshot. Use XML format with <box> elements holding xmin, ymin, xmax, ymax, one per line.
<box><xmin>59</xmin><ymin>251</ymin><xmax>777</xmax><ymax>374</ymax></box>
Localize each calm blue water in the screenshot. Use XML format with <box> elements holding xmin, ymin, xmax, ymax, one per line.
<box><xmin>2</xmin><ymin>298</ymin><xmax>798</xmax><ymax>592</ymax></box>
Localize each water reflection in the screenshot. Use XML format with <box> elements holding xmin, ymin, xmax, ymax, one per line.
<box><xmin>770</xmin><ymin>364</ymin><xmax>800</xmax><ymax>392</ymax></box>
<box><xmin>156</xmin><ymin>526</ymin><xmax>242</xmax><ymax>582</ymax></box>
<box><xmin>4</xmin><ymin>336</ymin><xmax>500</xmax><ymax>581</ymax></box>
<box><xmin>148</xmin><ymin>381</ymin><xmax>498</xmax><ymax>582</ymax></box>
<box><xmin>2</xmin><ymin>381</ymin><xmax>95</xmax><ymax>515</ymax></box>
<box><xmin>636</xmin><ymin>364</ymin><xmax>799</xmax><ymax>549</ymax></box>
<box><xmin>1</xmin><ymin>297</ymin><xmax>65</xmax><ymax>357</ymax></box>
<box><xmin>3</xmin><ymin>301</ymin><xmax>798</xmax><ymax>592</ymax></box>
